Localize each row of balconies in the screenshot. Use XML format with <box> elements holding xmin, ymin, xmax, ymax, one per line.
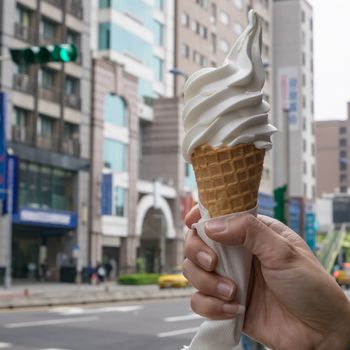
<box><xmin>12</xmin><ymin>125</ymin><xmax>80</xmax><ymax>157</ymax></box>
<box><xmin>13</xmin><ymin>74</ymin><xmax>81</xmax><ymax>110</ymax></box>
<box><xmin>40</xmin><ymin>0</ymin><xmax>83</xmax><ymax>19</ymax></box>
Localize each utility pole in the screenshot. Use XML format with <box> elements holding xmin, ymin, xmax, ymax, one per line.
<box><xmin>283</xmin><ymin>108</ymin><xmax>290</xmax><ymax>226</ymax></box>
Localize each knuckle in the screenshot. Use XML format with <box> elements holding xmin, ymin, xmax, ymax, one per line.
<box><xmin>190</xmin><ymin>293</ymin><xmax>200</xmax><ymax>313</ymax></box>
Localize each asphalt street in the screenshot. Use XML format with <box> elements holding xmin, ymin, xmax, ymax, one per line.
<box><xmin>0</xmin><ymin>298</ymin><xmax>243</xmax><ymax>350</ymax></box>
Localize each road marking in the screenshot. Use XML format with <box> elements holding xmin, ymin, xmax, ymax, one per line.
<box><xmin>157</xmin><ymin>327</ymin><xmax>199</xmax><ymax>338</ymax></box>
<box><xmin>0</xmin><ymin>343</ymin><xmax>12</xmax><ymax>349</ymax></box>
<box><xmin>164</xmin><ymin>313</ymin><xmax>202</xmax><ymax>322</ymax></box>
<box><xmin>5</xmin><ymin>316</ymin><xmax>99</xmax><ymax>328</ymax></box>
<box><xmin>50</xmin><ymin>305</ymin><xmax>143</xmax><ymax>315</ymax></box>
<box><xmin>39</xmin><ymin>349</ymin><xmax>71</xmax><ymax>350</ymax></box>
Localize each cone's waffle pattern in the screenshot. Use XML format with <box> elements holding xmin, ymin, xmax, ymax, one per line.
<box><xmin>191</xmin><ymin>144</ymin><xmax>265</xmax><ymax>218</ymax></box>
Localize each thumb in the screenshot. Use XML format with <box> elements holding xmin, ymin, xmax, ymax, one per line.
<box><xmin>205</xmin><ymin>214</ymin><xmax>296</xmax><ymax>267</ymax></box>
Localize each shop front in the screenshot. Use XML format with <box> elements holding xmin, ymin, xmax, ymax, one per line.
<box><xmin>12</xmin><ymin>208</ymin><xmax>78</xmax><ymax>282</ymax></box>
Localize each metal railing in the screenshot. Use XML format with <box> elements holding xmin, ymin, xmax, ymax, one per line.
<box><xmin>44</xmin><ymin>0</ymin><xmax>63</xmax><ymax>7</ymax></box>
<box><xmin>39</xmin><ymin>87</ymin><xmax>61</xmax><ymax>103</ymax></box>
<box><xmin>64</xmin><ymin>94</ymin><xmax>81</xmax><ymax>109</ymax></box>
<box><xmin>66</xmin><ymin>0</ymin><xmax>83</xmax><ymax>19</ymax></box>
<box><xmin>61</xmin><ymin>138</ymin><xmax>80</xmax><ymax>157</ymax></box>
<box><xmin>12</xmin><ymin>126</ymin><xmax>35</xmax><ymax>146</ymax></box>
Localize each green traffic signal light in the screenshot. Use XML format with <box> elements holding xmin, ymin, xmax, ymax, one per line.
<box><xmin>9</xmin><ymin>44</ymin><xmax>78</xmax><ymax>64</ymax></box>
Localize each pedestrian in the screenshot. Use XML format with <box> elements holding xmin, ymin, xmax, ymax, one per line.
<box><xmin>105</xmin><ymin>260</ymin><xmax>113</xmax><ymax>282</ymax></box>
<box><xmin>183</xmin><ymin>206</ymin><xmax>350</xmax><ymax>349</ymax></box>
<box><xmin>95</xmin><ymin>262</ymin><xmax>106</xmax><ymax>284</ymax></box>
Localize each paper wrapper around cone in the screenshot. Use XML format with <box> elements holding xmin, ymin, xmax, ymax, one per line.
<box><xmin>182</xmin><ymin>143</ymin><xmax>265</xmax><ymax>350</ymax></box>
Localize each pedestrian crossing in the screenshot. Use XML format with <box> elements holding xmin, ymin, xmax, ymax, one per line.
<box><xmin>0</xmin><ymin>345</ymin><xmax>69</xmax><ymax>350</ymax></box>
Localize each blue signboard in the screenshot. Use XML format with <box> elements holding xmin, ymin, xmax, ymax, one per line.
<box><xmin>2</xmin><ymin>155</ymin><xmax>18</xmax><ymax>215</ymax></box>
<box><xmin>305</xmin><ymin>212</ymin><xmax>316</xmax><ymax>251</ymax></box>
<box><xmin>101</xmin><ymin>173</ymin><xmax>113</xmax><ymax>215</ymax></box>
<box><xmin>0</xmin><ymin>92</ymin><xmax>7</xmax><ymax>200</ymax></box>
<box><xmin>12</xmin><ymin>208</ymin><xmax>78</xmax><ymax>229</ymax></box>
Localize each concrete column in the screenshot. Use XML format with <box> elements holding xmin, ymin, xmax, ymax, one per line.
<box><xmin>120</xmin><ymin>235</ymin><xmax>139</xmax><ymax>274</ymax></box>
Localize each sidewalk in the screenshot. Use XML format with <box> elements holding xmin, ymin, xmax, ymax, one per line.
<box><xmin>0</xmin><ymin>283</ymin><xmax>194</xmax><ymax>309</ymax></box>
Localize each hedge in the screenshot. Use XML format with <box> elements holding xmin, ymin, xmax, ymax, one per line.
<box><xmin>118</xmin><ymin>273</ymin><xmax>160</xmax><ymax>285</ymax></box>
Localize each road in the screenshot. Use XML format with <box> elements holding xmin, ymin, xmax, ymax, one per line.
<box><xmin>0</xmin><ymin>298</ymin><xmax>244</xmax><ymax>350</ymax></box>
<box><xmin>0</xmin><ymin>291</ymin><xmax>349</xmax><ymax>350</ymax></box>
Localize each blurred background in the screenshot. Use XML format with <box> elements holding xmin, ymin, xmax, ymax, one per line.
<box><xmin>0</xmin><ymin>0</ymin><xmax>349</xmax><ymax>349</ymax></box>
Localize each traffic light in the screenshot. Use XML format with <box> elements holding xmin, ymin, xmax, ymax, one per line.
<box><xmin>9</xmin><ymin>44</ymin><xmax>78</xmax><ymax>65</ymax></box>
<box><xmin>274</xmin><ymin>184</ymin><xmax>287</xmax><ymax>223</ymax></box>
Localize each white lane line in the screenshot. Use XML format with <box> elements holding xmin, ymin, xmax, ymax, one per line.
<box><xmin>39</xmin><ymin>348</ymin><xmax>71</xmax><ymax>350</ymax></box>
<box><xmin>50</xmin><ymin>305</ymin><xmax>143</xmax><ymax>315</ymax></box>
<box><xmin>164</xmin><ymin>313</ymin><xmax>202</xmax><ymax>322</ymax></box>
<box><xmin>0</xmin><ymin>343</ymin><xmax>12</xmax><ymax>349</ymax></box>
<box><xmin>157</xmin><ymin>327</ymin><xmax>199</xmax><ymax>338</ymax></box>
<box><xmin>5</xmin><ymin>316</ymin><xmax>99</xmax><ymax>328</ymax></box>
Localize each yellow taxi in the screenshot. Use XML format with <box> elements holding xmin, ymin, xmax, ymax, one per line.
<box><xmin>158</xmin><ymin>268</ymin><xmax>190</xmax><ymax>289</ymax></box>
<box><xmin>333</xmin><ymin>262</ymin><xmax>350</xmax><ymax>288</ymax></box>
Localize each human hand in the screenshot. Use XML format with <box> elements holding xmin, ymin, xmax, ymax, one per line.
<box><xmin>183</xmin><ymin>207</ymin><xmax>350</xmax><ymax>350</ymax></box>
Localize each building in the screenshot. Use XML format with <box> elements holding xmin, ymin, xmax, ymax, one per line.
<box><xmin>273</xmin><ymin>0</ymin><xmax>316</xmax><ymax>200</ymax></box>
<box><xmin>91</xmin><ymin>0</ymin><xmax>184</xmax><ymax>274</ymax></box>
<box><xmin>175</xmin><ymin>0</ymin><xmax>275</xmax><ymax>212</ymax></box>
<box><xmin>0</xmin><ymin>0</ymin><xmax>91</xmax><ymax>283</ymax></box>
<box><xmin>315</xmin><ymin>103</ymin><xmax>350</xmax><ymax>197</ymax></box>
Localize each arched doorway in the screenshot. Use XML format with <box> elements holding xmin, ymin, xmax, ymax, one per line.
<box><xmin>139</xmin><ymin>208</ymin><xmax>166</xmax><ymax>273</ymax></box>
<box><xmin>136</xmin><ymin>194</ymin><xmax>176</xmax><ymax>273</ymax></box>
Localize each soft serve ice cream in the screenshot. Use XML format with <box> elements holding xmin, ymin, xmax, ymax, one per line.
<box><xmin>182</xmin><ymin>9</ymin><xmax>276</xmax><ymax>162</ymax></box>
<box><xmin>181</xmin><ymin>10</ymin><xmax>277</xmax><ymax>350</ymax></box>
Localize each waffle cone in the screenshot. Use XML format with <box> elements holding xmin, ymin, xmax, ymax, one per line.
<box><xmin>191</xmin><ymin>144</ymin><xmax>265</xmax><ymax>218</ymax></box>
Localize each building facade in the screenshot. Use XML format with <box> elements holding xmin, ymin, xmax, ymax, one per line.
<box><xmin>315</xmin><ymin>103</ymin><xmax>350</xmax><ymax>197</ymax></box>
<box><xmin>0</xmin><ymin>0</ymin><xmax>91</xmax><ymax>283</ymax></box>
<box><xmin>273</xmin><ymin>0</ymin><xmax>315</xmax><ymax>200</ymax></box>
<box><xmin>91</xmin><ymin>0</ymin><xmax>184</xmax><ymax>274</ymax></box>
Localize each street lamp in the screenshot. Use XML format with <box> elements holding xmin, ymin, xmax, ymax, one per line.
<box><xmin>169</xmin><ymin>68</ymin><xmax>188</xmax><ymax>97</ymax></box>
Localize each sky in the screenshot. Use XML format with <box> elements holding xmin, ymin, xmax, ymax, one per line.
<box><xmin>309</xmin><ymin>0</ymin><xmax>350</xmax><ymax>120</ymax></box>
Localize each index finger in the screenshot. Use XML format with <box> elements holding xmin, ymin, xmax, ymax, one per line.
<box><xmin>185</xmin><ymin>205</ymin><xmax>201</xmax><ymax>229</ymax></box>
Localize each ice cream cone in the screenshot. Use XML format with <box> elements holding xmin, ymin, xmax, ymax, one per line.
<box><xmin>191</xmin><ymin>143</ymin><xmax>265</xmax><ymax>218</ymax></box>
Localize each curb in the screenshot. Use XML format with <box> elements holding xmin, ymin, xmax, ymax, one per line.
<box><xmin>0</xmin><ymin>288</ymin><xmax>194</xmax><ymax>310</ymax></box>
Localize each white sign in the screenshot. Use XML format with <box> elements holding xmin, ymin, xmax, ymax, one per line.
<box><xmin>20</xmin><ymin>210</ymin><xmax>71</xmax><ymax>226</ymax></box>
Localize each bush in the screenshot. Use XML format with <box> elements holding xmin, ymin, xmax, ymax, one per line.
<box><xmin>118</xmin><ymin>273</ymin><xmax>160</xmax><ymax>285</ymax></box>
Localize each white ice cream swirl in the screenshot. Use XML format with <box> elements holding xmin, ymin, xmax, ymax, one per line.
<box><xmin>182</xmin><ymin>10</ymin><xmax>277</xmax><ymax>162</ymax></box>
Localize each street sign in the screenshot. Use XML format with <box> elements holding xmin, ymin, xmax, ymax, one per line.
<box><xmin>101</xmin><ymin>173</ymin><xmax>112</xmax><ymax>215</ymax></box>
<box><xmin>305</xmin><ymin>212</ymin><xmax>316</xmax><ymax>251</ymax></box>
<box><xmin>0</xmin><ymin>92</ymin><xmax>7</xmax><ymax>201</ymax></box>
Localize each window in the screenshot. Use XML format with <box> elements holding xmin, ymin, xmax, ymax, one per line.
<box><xmin>340</xmin><ymin>173</ymin><xmax>347</xmax><ymax>183</ymax></box>
<box><xmin>340</xmin><ymin>186</ymin><xmax>347</xmax><ymax>193</ymax></box>
<box><xmin>303</xmin><ymin>183</ymin><xmax>307</xmax><ymax>197</ymax></box>
<box><xmin>200</xmin><ymin>55</ymin><xmax>208</xmax><ymax>67</ymax></box>
<box><xmin>233</xmin><ymin>0</ymin><xmax>243</xmax><ymax>10</ymax></box>
<box><xmin>196</xmin><ymin>0</ymin><xmax>208</xmax><ymax>8</ymax></box>
<box><xmin>64</xmin><ymin>122</ymin><xmax>79</xmax><ymax>140</ymax></box>
<box><xmin>302</xmin><ymin>74</ymin><xmax>306</xmax><ymax>86</ymax></box>
<box><xmin>37</xmin><ymin>115</ymin><xmax>54</xmax><ymax>137</ymax></box>
<box><xmin>103</xmin><ymin>138</ymin><xmax>127</xmax><ymax>172</ymax></box>
<box><xmin>201</xmin><ymin>26</ymin><xmax>208</xmax><ymax>39</ymax></box>
<box><xmin>303</xmin><ymin>117</ymin><xmax>306</xmax><ymax>131</ymax></box>
<box><xmin>302</xmin><ymin>95</ymin><xmax>306</xmax><ymax>109</ymax></box>
<box><xmin>16</xmin><ymin>5</ymin><xmax>31</xmax><ymax>27</ymax></box>
<box><xmin>312</xmin><ymin>143</ymin><xmax>315</xmax><ymax>156</ymax></box>
<box><xmin>191</xmin><ymin>20</ymin><xmax>197</xmax><ymax>32</ymax></box>
<box><xmin>303</xmin><ymin>161</ymin><xmax>307</xmax><ymax>174</ymax></box>
<box><xmin>234</xmin><ymin>23</ymin><xmax>243</xmax><ymax>35</ymax></box>
<box><xmin>181</xmin><ymin>43</ymin><xmax>190</xmax><ymax>58</ymax></box>
<box><xmin>302</xmin><ymin>52</ymin><xmax>305</xmax><ymax>65</ymax></box>
<box><xmin>67</xmin><ymin>29</ymin><xmax>80</xmax><ymax>50</ymax></box>
<box><xmin>210</xmin><ymin>3</ymin><xmax>216</xmax><ymax>24</ymax></box>
<box><xmin>41</xmin><ymin>18</ymin><xmax>57</xmax><ymax>41</ymax></box>
<box><xmin>340</xmin><ymin>138</ymin><xmax>347</xmax><ymax>147</ymax></box>
<box><xmin>154</xmin><ymin>20</ymin><xmax>164</xmax><ymax>46</ymax></box>
<box><xmin>312</xmin><ymin>164</ymin><xmax>315</xmax><ymax>177</ymax></box>
<box><xmin>153</xmin><ymin>56</ymin><xmax>163</xmax><ymax>81</ymax></box>
<box><xmin>65</xmin><ymin>76</ymin><xmax>79</xmax><ymax>96</ymax></box>
<box><xmin>220</xmin><ymin>39</ymin><xmax>229</xmax><ymax>53</ymax></box>
<box><xmin>340</xmin><ymin>126</ymin><xmax>347</xmax><ymax>134</ymax></box>
<box><xmin>181</xmin><ymin>12</ymin><xmax>190</xmax><ymax>27</ymax></box>
<box><xmin>303</xmin><ymin>139</ymin><xmax>306</xmax><ymax>152</ymax></box>
<box><xmin>155</xmin><ymin>0</ymin><xmax>164</xmax><ymax>11</ymax></box>
<box><xmin>301</xmin><ymin>10</ymin><xmax>305</xmax><ymax>22</ymax></box>
<box><xmin>340</xmin><ymin>160</ymin><xmax>348</xmax><ymax>171</ymax></box>
<box><xmin>39</xmin><ymin>68</ymin><xmax>54</xmax><ymax>89</ymax></box>
<box><xmin>14</xmin><ymin>107</ymin><xmax>29</xmax><ymax>129</ymax></box>
<box><xmin>220</xmin><ymin>11</ymin><xmax>230</xmax><ymax>26</ymax></box>
<box><xmin>104</xmin><ymin>94</ymin><xmax>127</xmax><ymax>127</ymax></box>
<box><xmin>99</xmin><ymin>0</ymin><xmax>111</xmax><ymax>7</ymax></box>
<box><xmin>310</xmin><ymin>18</ymin><xmax>313</xmax><ymax>30</ymax></box>
<box><xmin>114</xmin><ymin>187</ymin><xmax>127</xmax><ymax>217</ymax></box>
<box><xmin>340</xmin><ymin>150</ymin><xmax>347</xmax><ymax>159</ymax></box>
<box><xmin>310</xmin><ymin>59</ymin><xmax>314</xmax><ymax>73</ymax></box>
<box><xmin>99</xmin><ymin>23</ymin><xmax>111</xmax><ymax>49</ymax></box>
<box><xmin>210</xmin><ymin>33</ymin><xmax>216</xmax><ymax>53</ymax></box>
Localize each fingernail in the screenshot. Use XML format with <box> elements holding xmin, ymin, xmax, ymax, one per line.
<box><xmin>205</xmin><ymin>220</ymin><xmax>226</xmax><ymax>233</ymax></box>
<box><xmin>196</xmin><ymin>251</ymin><xmax>212</xmax><ymax>270</ymax></box>
<box><xmin>223</xmin><ymin>303</ymin><xmax>245</xmax><ymax>315</ymax></box>
<box><xmin>217</xmin><ymin>282</ymin><xmax>234</xmax><ymax>298</ymax></box>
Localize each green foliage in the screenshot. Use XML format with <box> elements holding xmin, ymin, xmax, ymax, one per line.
<box><xmin>118</xmin><ymin>273</ymin><xmax>160</xmax><ymax>285</ymax></box>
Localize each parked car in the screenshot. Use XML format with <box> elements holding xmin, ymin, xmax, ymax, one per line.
<box><xmin>333</xmin><ymin>262</ymin><xmax>350</xmax><ymax>288</ymax></box>
<box><xmin>158</xmin><ymin>268</ymin><xmax>190</xmax><ymax>289</ymax></box>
